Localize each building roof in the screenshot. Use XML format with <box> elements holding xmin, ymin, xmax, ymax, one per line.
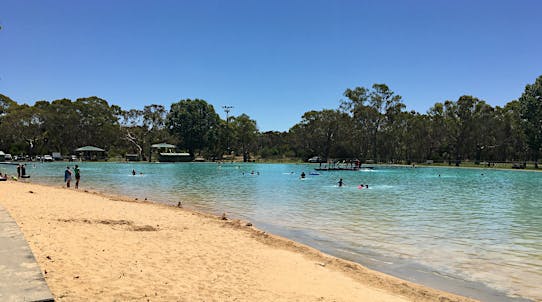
<box><xmin>74</xmin><ymin>146</ymin><xmax>105</xmax><ymax>152</ymax></box>
<box><xmin>151</xmin><ymin>143</ymin><xmax>176</xmax><ymax>148</ymax></box>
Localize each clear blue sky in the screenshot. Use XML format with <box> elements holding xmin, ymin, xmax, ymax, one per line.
<box><xmin>1</xmin><ymin>0</ymin><xmax>541</xmax><ymax>131</ymax></box>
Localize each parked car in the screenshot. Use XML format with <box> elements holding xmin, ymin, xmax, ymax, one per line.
<box><xmin>4</xmin><ymin>154</ymin><xmax>12</xmax><ymax>161</ymax></box>
<box><xmin>43</xmin><ymin>155</ymin><xmax>53</xmax><ymax>162</ymax></box>
<box><xmin>52</xmin><ymin>152</ymin><xmax>62</xmax><ymax>161</ymax></box>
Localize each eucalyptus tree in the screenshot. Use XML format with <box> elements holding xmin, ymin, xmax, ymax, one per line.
<box><xmin>472</xmin><ymin>100</ymin><xmax>498</xmax><ymax>163</ymax></box>
<box><xmin>257</xmin><ymin>131</ymin><xmax>292</xmax><ymax>159</ymax></box>
<box><xmin>0</xmin><ymin>104</ymin><xmax>43</xmax><ymax>155</ymax></box>
<box><xmin>288</xmin><ymin>123</ymin><xmax>310</xmax><ymax>159</ymax></box>
<box><xmin>230</xmin><ymin>114</ymin><xmax>258</xmax><ymax>162</ymax></box>
<box><xmin>493</xmin><ymin>101</ymin><xmax>526</xmax><ymax>162</ymax></box>
<box><xmin>439</xmin><ymin>96</ymin><xmax>502</xmax><ymax>164</ymax></box>
<box><xmin>118</xmin><ymin>108</ymin><xmax>145</xmax><ymax>158</ymax></box>
<box><xmin>518</xmin><ymin>75</ymin><xmax>542</xmax><ymax>167</ymax></box>
<box><xmin>204</xmin><ymin>119</ymin><xmax>227</xmax><ymax>160</ymax></box>
<box><xmin>166</xmin><ymin>99</ymin><xmax>220</xmax><ymax>156</ymax></box>
<box><xmin>36</xmin><ymin>99</ymin><xmax>80</xmax><ymax>154</ymax></box>
<box><xmin>0</xmin><ymin>94</ymin><xmax>19</xmax><ymax>151</ymax></box>
<box><xmin>377</xmin><ymin>86</ymin><xmax>406</xmax><ymax>162</ymax></box>
<box><xmin>0</xmin><ymin>94</ymin><xmax>17</xmax><ymax>117</ymax></box>
<box><xmin>341</xmin><ymin>84</ymin><xmax>405</xmax><ymax>162</ymax></box>
<box><xmin>74</xmin><ymin>96</ymin><xmax>121</xmax><ymax>151</ymax></box>
<box><xmin>397</xmin><ymin>111</ymin><xmax>431</xmax><ymax>163</ymax></box>
<box><xmin>289</xmin><ymin>109</ymin><xmax>351</xmax><ymax>160</ymax></box>
<box><xmin>341</xmin><ymin>86</ymin><xmax>371</xmax><ymax>160</ymax></box>
<box><xmin>427</xmin><ymin>102</ymin><xmax>449</xmax><ymax>160</ymax></box>
<box><xmin>142</xmin><ymin>104</ymin><xmax>169</xmax><ymax>160</ymax></box>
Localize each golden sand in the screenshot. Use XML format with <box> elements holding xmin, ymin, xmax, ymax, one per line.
<box><xmin>0</xmin><ymin>181</ymin><xmax>477</xmax><ymax>302</ymax></box>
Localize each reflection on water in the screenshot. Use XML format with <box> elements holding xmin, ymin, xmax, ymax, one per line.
<box><xmin>14</xmin><ymin>162</ymin><xmax>542</xmax><ymax>301</ymax></box>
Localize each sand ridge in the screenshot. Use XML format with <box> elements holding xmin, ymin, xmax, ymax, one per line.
<box><xmin>0</xmin><ymin>181</ymin><xmax>477</xmax><ymax>302</ymax></box>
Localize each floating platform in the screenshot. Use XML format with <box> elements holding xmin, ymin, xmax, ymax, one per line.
<box><xmin>314</xmin><ymin>167</ymin><xmax>361</xmax><ymax>171</ymax></box>
<box><xmin>158</xmin><ymin>152</ymin><xmax>193</xmax><ymax>162</ymax></box>
<box><xmin>313</xmin><ymin>160</ymin><xmax>366</xmax><ymax>171</ymax></box>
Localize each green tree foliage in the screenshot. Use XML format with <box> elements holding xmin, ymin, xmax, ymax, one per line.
<box><xmin>118</xmin><ymin>104</ymin><xmax>170</xmax><ymax>160</ymax></box>
<box><xmin>258</xmin><ymin>131</ymin><xmax>294</xmax><ymax>159</ymax></box>
<box><xmin>118</xmin><ymin>108</ymin><xmax>145</xmax><ymax>157</ymax></box>
<box><xmin>0</xmin><ymin>96</ymin><xmax>121</xmax><ymax>156</ymax></box>
<box><xmin>288</xmin><ymin>80</ymin><xmax>535</xmax><ymax>165</ymax></box>
<box><xmin>0</xmin><ymin>104</ymin><xmax>43</xmax><ymax>155</ymax></box>
<box><xmin>230</xmin><ymin>114</ymin><xmax>258</xmax><ymax>162</ymax></box>
<box><xmin>0</xmin><ymin>94</ymin><xmax>17</xmax><ymax>116</ymax></box>
<box><xmin>493</xmin><ymin>101</ymin><xmax>526</xmax><ymax>161</ymax></box>
<box><xmin>341</xmin><ymin>84</ymin><xmax>405</xmax><ymax>161</ymax></box>
<box><xmin>289</xmin><ymin>109</ymin><xmax>351</xmax><ymax>160</ymax></box>
<box><xmin>518</xmin><ymin>75</ymin><xmax>542</xmax><ymax>167</ymax></box>
<box><xmin>38</xmin><ymin>99</ymin><xmax>80</xmax><ymax>154</ymax></box>
<box><xmin>166</xmin><ymin>99</ymin><xmax>220</xmax><ymax>156</ymax></box>
<box><xmin>75</xmin><ymin>97</ymin><xmax>120</xmax><ymax>149</ymax></box>
<box><xmin>440</xmin><ymin>96</ymin><xmax>491</xmax><ymax>165</ymax></box>
<box><xmin>1</xmin><ymin>75</ymin><xmax>540</xmax><ymax>165</ymax></box>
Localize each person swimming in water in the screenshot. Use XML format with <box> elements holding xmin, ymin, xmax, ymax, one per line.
<box><xmin>338</xmin><ymin>178</ymin><xmax>343</xmax><ymax>187</ymax></box>
<box><xmin>300</xmin><ymin>172</ymin><xmax>306</xmax><ymax>179</ymax></box>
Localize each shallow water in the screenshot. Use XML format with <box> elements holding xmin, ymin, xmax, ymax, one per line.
<box><xmin>6</xmin><ymin>162</ymin><xmax>541</xmax><ymax>301</ymax></box>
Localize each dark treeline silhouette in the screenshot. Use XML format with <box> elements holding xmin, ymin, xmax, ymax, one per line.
<box><xmin>1</xmin><ymin>75</ymin><xmax>541</xmax><ymax>166</ymax></box>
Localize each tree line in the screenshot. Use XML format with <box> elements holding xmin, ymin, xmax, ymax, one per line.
<box><xmin>0</xmin><ymin>75</ymin><xmax>540</xmax><ymax>166</ymax></box>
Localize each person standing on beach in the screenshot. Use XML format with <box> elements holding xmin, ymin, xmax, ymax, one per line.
<box><xmin>64</xmin><ymin>166</ymin><xmax>72</xmax><ymax>188</ymax></box>
<box><xmin>74</xmin><ymin>165</ymin><xmax>80</xmax><ymax>189</ymax></box>
<box><xmin>16</xmin><ymin>164</ymin><xmax>21</xmax><ymax>178</ymax></box>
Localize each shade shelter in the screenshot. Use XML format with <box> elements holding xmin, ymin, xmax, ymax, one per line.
<box><xmin>150</xmin><ymin>143</ymin><xmax>192</xmax><ymax>162</ymax></box>
<box><xmin>150</xmin><ymin>143</ymin><xmax>176</xmax><ymax>162</ymax></box>
<box><xmin>75</xmin><ymin>146</ymin><xmax>106</xmax><ymax>161</ymax></box>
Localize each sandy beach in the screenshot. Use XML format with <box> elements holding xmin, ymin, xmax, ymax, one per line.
<box><xmin>0</xmin><ymin>181</ymin><xmax>477</xmax><ymax>302</ymax></box>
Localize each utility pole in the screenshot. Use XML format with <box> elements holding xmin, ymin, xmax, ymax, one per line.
<box><xmin>222</xmin><ymin>105</ymin><xmax>233</xmax><ymax>156</ymax></box>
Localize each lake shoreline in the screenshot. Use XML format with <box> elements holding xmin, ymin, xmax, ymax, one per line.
<box><xmin>1</xmin><ymin>180</ymin><xmax>478</xmax><ymax>302</ymax></box>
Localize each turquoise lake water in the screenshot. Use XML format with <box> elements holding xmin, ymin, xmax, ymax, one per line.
<box><xmin>4</xmin><ymin>162</ymin><xmax>541</xmax><ymax>301</ymax></box>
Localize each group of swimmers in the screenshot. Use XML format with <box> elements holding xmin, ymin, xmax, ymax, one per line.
<box><xmin>131</xmin><ymin>169</ymin><xmax>145</xmax><ymax>175</ymax></box>
<box><xmin>299</xmin><ymin>173</ymin><xmax>369</xmax><ymax>189</ymax></box>
<box><xmin>338</xmin><ymin>178</ymin><xmax>369</xmax><ymax>189</ymax></box>
<box><xmin>242</xmin><ymin>170</ymin><xmax>260</xmax><ymax>175</ymax></box>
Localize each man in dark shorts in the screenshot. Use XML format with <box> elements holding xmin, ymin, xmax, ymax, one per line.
<box><xmin>74</xmin><ymin>165</ymin><xmax>81</xmax><ymax>189</ymax></box>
